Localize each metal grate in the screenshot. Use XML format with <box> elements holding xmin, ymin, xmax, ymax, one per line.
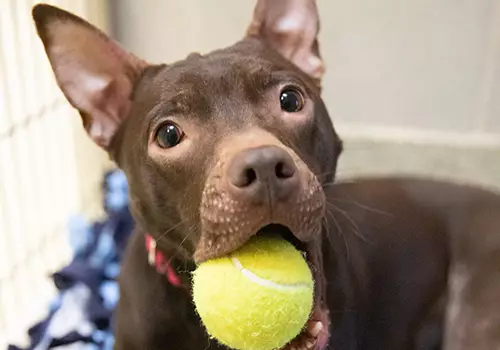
<box><xmin>0</xmin><ymin>0</ymin><xmax>111</xmax><ymax>347</ymax></box>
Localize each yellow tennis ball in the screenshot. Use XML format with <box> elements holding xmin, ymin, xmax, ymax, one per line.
<box><xmin>192</xmin><ymin>234</ymin><xmax>314</xmax><ymax>350</ymax></box>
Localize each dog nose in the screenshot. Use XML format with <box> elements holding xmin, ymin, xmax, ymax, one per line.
<box><xmin>227</xmin><ymin>146</ymin><xmax>299</xmax><ymax>204</ymax></box>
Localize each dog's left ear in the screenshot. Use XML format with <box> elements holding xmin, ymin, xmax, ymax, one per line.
<box><xmin>247</xmin><ymin>0</ymin><xmax>324</xmax><ymax>86</ymax></box>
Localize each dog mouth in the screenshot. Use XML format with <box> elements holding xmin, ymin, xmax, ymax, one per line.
<box><xmin>256</xmin><ymin>224</ymin><xmax>330</xmax><ymax>350</ymax></box>
<box><xmin>196</xmin><ymin>154</ymin><xmax>330</xmax><ymax>348</ymax></box>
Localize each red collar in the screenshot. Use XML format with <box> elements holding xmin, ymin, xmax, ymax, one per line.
<box><xmin>145</xmin><ymin>234</ymin><xmax>183</xmax><ymax>288</ymax></box>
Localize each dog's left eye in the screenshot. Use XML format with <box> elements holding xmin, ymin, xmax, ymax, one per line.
<box><xmin>155</xmin><ymin>122</ymin><xmax>184</xmax><ymax>149</ymax></box>
<box><xmin>280</xmin><ymin>89</ymin><xmax>304</xmax><ymax>113</ymax></box>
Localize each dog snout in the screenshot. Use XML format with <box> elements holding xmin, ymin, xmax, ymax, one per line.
<box><xmin>197</xmin><ymin>142</ymin><xmax>326</xmax><ymax>262</ymax></box>
<box><xmin>226</xmin><ymin>146</ymin><xmax>299</xmax><ymax>204</ymax></box>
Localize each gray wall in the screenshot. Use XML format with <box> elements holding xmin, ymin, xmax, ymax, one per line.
<box><xmin>110</xmin><ymin>0</ymin><xmax>500</xmax><ymax>190</ymax></box>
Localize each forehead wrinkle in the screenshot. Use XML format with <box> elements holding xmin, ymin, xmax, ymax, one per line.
<box><xmin>147</xmin><ymin>45</ymin><xmax>305</xmax><ymax>123</ymax></box>
<box><xmin>156</xmin><ymin>81</ymin><xmax>212</xmax><ymax>116</ymax></box>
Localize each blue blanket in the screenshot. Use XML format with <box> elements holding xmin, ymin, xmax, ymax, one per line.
<box><xmin>9</xmin><ymin>170</ymin><xmax>134</xmax><ymax>350</ymax></box>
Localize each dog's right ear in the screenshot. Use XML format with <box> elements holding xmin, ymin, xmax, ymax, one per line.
<box><xmin>32</xmin><ymin>4</ymin><xmax>148</xmax><ymax>149</ymax></box>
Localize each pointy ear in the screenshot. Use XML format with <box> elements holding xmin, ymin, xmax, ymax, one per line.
<box><xmin>32</xmin><ymin>4</ymin><xmax>148</xmax><ymax>149</ymax></box>
<box><xmin>246</xmin><ymin>0</ymin><xmax>324</xmax><ymax>87</ymax></box>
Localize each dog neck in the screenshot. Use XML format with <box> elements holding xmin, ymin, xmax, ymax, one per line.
<box><xmin>145</xmin><ymin>234</ymin><xmax>184</xmax><ymax>288</ymax></box>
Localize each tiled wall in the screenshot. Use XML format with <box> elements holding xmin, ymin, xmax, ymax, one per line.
<box><xmin>0</xmin><ymin>0</ymin><xmax>111</xmax><ymax>347</ymax></box>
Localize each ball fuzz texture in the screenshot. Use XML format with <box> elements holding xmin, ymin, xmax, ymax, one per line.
<box><xmin>192</xmin><ymin>235</ymin><xmax>314</xmax><ymax>350</ymax></box>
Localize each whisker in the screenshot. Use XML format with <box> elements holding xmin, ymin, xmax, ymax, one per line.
<box><xmin>327</xmin><ymin>203</ymin><xmax>374</xmax><ymax>245</ymax></box>
<box><xmin>320</xmin><ymin>179</ymin><xmax>393</xmax><ymax>218</ymax></box>
<box><xmin>329</xmin><ymin>309</ymin><xmax>358</xmax><ymax>314</ymax></box>
<box><xmin>156</xmin><ymin>215</ymin><xmax>195</xmax><ymax>242</ymax></box>
<box><xmin>321</xmin><ymin>181</ymin><xmax>337</xmax><ymax>189</ymax></box>
<box><xmin>314</xmin><ymin>170</ymin><xmax>338</xmax><ymax>178</ymax></box>
<box><xmin>324</xmin><ymin>207</ymin><xmax>350</xmax><ymax>263</ymax></box>
<box><xmin>321</xmin><ymin>216</ymin><xmax>333</xmax><ymax>254</ymax></box>
<box><xmin>147</xmin><ymin>216</ymin><xmax>198</xmax><ymax>262</ymax></box>
<box><xmin>167</xmin><ymin>222</ymin><xmax>201</xmax><ymax>264</ymax></box>
<box><xmin>329</xmin><ymin>197</ymin><xmax>393</xmax><ymax>217</ymax></box>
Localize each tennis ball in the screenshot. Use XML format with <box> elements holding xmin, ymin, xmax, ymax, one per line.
<box><xmin>192</xmin><ymin>234</ymin><xmax>314</xmax><ymax>350</ymax></box>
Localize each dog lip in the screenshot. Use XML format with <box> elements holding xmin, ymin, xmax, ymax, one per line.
<box><xmin>283</xmin><ymin>240</ymin><xmax>330</xmax><ymax>350</ymax></box>
<box><xmin>194</xmin><ymin>219</ymin><xmax>321</xmax><ymax>263</ymax></box>
<box><xmin>194</xmin><ymin>224</ymin><xmax>303</xmax><ymax>264</ymax></box>
<box><xmin>255</xmin><ymin>223</ymin><xmax>307</xmax><ymax>252</ymax></box>
<box><xmin>307</xmin><ymin>240</ymin><xmax>331</xmax><ymax>349</ymax></box>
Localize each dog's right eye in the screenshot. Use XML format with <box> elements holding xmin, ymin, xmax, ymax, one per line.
<box><xmin>280</xmin><ymin>88</ymin><xmax>304</xmax><ymax>113</ymax></box>
<box><xmin>155</xmin><ymin>122</ymin><xmax>184</xmax><ymax>149</ymax></box>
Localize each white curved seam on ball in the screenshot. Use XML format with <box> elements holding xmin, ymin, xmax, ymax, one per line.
<box><xmin>231</xmin><ymin>257</ymin><xmax>311</xmax><ymax>291</ymax></box>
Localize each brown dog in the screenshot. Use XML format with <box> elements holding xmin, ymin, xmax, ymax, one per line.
<box><xmin>323</xmin><ymin>178</ymin><xmax>500</xmax><ymax>350</ymax></box>
<box><xmin>32</xmin><ymin>1</ymin><xmax>500</xmax><ymax>349</ymax></box>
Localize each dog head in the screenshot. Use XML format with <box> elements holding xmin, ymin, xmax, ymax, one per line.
<box><xmin>33</xmin><ymin>1</ymin><xmax>341</xmax><ymax>347</ymax></box>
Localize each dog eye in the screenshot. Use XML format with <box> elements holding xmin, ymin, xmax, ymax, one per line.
<box><xmin>155</xmin><ymin>122</ymin><xmax>184</xmax><ymax>149</ymax></box>
<box><xmin>280</xmin><ymin>89</ymin><xmax>304</xmax><ymax>113</ymax></box>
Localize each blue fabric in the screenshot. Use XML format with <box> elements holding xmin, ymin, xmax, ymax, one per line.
<box><xmin>9</xmin><ymin>170</ymin><xmax>134</xmax><ymax>350</ymax></box>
